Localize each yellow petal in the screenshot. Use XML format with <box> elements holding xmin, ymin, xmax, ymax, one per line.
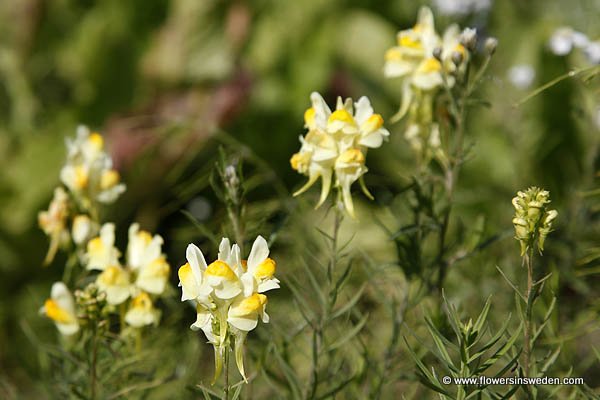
<box><xmin>254</xmin><ymin>258</ymin><xmax>276</xmax><ymax>279</ymax></box>
<box><xmin>205</xmin><ymin>260</ymin><xmax>236</xmax><ymax>280</ymax></box>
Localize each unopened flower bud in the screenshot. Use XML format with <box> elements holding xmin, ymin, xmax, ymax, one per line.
<box><xmin>485</xmin><ymin>37</ymin><xmax>498</xmax><ymax>55</ymax></box>
<box><xmin>460</xmin><ymin>28</ymin><xmax>477</xmax><ymax>51</ymax></box>
<box><xmin>451</xmin><ymin>50</ymin><xmax>464</xmax><ymax>66</ymax></box>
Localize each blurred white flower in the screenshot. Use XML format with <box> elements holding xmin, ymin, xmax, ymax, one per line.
<box><xmin>549</xmin><ymin>27</ymin><xmax>575</xmax><ymax>55</ymax></box>
<box><xmin>125</xmin><ymin>292</ymin><xmax>160</xmax><ymax>327</ymax></box>
<box><xmin>40</xmin><ymin>282</ymin><xmax>79</xmax><ymax>336</ymax></box>
<box><xmin>60</xmin><ymin>125</ymin><xmax>125</xmax><ymax>208</ymax></box>
<box><xmin>433</xmin><ymin>0</ymin><xmax>491</xmax><ymax>16</ymax></box>
<box><xmin>584</xmin><ymin>41</ymin><xmax>600</xmax><ymax>64</ymax></box>
<box><xmin>508</xmin><ymin>64</ymin><xmax>536</xmax><ymax>89</ymax></box>
<box><xmin>71</xmin><ymin>214</ymin><xmax>97</xmax><ymax>245</ymax></box>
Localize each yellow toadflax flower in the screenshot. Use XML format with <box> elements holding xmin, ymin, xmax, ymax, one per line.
<box><xmin>240</xmin><ymin>235</ymin><xmax>280</xmax><ymax>296</ymax></box>
<box><xmin>38</xmin><ymin>187</ymin><xmax>71</xmax><ymax>265</ymax></box>
<box><xmin>384</xmin><ymin>7</ymin><xmax>474</xmax><ymax>121</ymax></box>
<box><xmin>127</xmin><ymin>224</ymin><xmax>170</xmax><ymax>295</ymax></box>
<box><xmin>85</xmin><ymin>223</ymin><xmax>121</xmax><ymax>271</ymax></box>
<box><xmin>40</xmin><ymin>282</ymin><xmax>79</xmax><ymax>336</ymax></box>
<box><xmin>124</xmin><ymin>291</ymin><xmax>160</xmax><ymax>328</ymax></box>
<box><xmin>291</xmin><ymin>92</ymin><xmax>388</xmax><ymax>218</ymax></box>
<box><xmin>96</xmin><ymin>265</ymin><xmax>131</xmax><ymax>305</ymax></box>
<box><xmin>179</xmin><ymin>235</ymin><xmax>279</xmax><ymax>383</ymax></box>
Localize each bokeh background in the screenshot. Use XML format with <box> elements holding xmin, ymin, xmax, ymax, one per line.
<box><xmin>0</xmin><ymin>0</ymin><xmax>599</xmax><ymax>397</ymax></box>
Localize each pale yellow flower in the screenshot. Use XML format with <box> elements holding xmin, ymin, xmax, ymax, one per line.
<box><xmin>335</xmin><ymin>148</ymin><xmax>368</xmax><ymax>218</ymax></box>
<box><xmin>240</xmin><ymin>235</ymin><xmax>280</xmax><ymax>297</ymax></box>
<box><xmin>127</xmin><ymin>223</ymin><xmax>170</xmax><ymax>295</ymax></box>
<box><xmin>180</xmin><ymin>235</ymin><xmax>279</xmax><ymax>382</ymax></box>
<box><xmin>384</xmin><ymin>7</ymin><xmax>439</xmax><ymax>79</ymax></box>
<box><xmin>38</xmin><ymin>187</ymin><xmax>71</xmax><ymax>265</ymax></box>
<box><xmin>125</xmin><ymin>291</ymin><xmax>160</xmax><ymax>327</ymax></box>
<box><xmin>228</xmin><ymin>293</ymin><xmax>269</xmax><ymax>381</ymax></box>
<box><xmin>96</xmin><ymin>265</ymin><xmax>131</xmax><ymax>305</ymax></box>
<box><xmin>178</xmin><ymin>243</ymin><xmax>209</xmax><ymax>302</ymax></box>
<box><xmin>40</xmin><ymin>282</ymin><xmax>79</xmax><ymax>336</ymax></box>
<box><xmin>292</xmin><ymin>92</ymin><xmax>388</xmax><ymax>217</ymax></box>
<box><xmin>85</xmin><ymin>223</ymin><xmax>120</xmax><ymax>271</ymax></box>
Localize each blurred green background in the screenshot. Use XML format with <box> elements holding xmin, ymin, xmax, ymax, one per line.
<box><xmin>0</xmin><ymin>0</ymin><xmax>599</xmax><ymax>397</ymax></box>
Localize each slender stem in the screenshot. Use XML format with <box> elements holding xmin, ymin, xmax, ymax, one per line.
<box><xmin>307</xmin><ymin>202</ymin><xmax>343</xmax><ymax>400</ymax></box>
<box><xmin>227</xmin><ymin>205</ymin><xmax>244</xmax><ymax>254</ymax></box>
<box><xmin>90</xmin><ymin>325</ymin><xmax>99</xmax><ymax>400</ymax></box>
<box><xmin>328</xmin><ymin>206</ymin><xmax>342</xmax><ymax>289</ymax></box>
<box><xmin>224</xmin><ymin>346</ymin><xmax>230</xmax><ymax>400</ymax></box>
<box><xmin>524</xmin><ymin>247</ymin><xmax>534</xmax><ymax>378</ymax></box>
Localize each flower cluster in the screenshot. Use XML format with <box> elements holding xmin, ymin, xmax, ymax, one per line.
<box><xmin>60</xmin><ymin>126</ymin><xmax>126</xmax><ymax>209</ymax></box>
<box><xmin>178</xmin><ymin>236</ymin><xmax>279</xmax><ymax>381</ymax></box>
<box><xmin>384</xmin><ymin>6</ymin><xmax>474</xmax><ymax>165</ymax></box>
<box><xmin>290</xmin><ymin>92</ymin><xmax>389</xmax><ymax>217</ymax></box>
<box><xmin>512</xmin><ymin>187</ymin><xmax>558</xmax><ymax>256</ymax></box>
<box><xmin>40</xmin><ymin>126</ymin><xmax>171</xmax><ymax>338</ymax></box>
<box><xmin>38</xmin><ymin>126</ymin><xmax>123</xmax><ymax>264</ymax></box>
<box><xmin>40</xmin><ymin>223</ymin><xmax>171</xmax><ymax>335</ymax></box>
<box><xmin>86</xmin><ymin>223</ymin><xmax>171</xmax><ymax>327</ymax></box>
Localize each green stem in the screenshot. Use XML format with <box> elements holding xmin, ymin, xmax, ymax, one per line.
<box><xmin>90</xmin><ymin>325</ymin><xmax>99</xmax><ymax>400</ymax></box>
<box><xmin>224</xmin><ymin>346</ymin><xmax>230</xmax><ymax>400</ymax></box>
<box><xmin>435</xmin><ymin>78</ymin><xmax>466</xmax><ymax>295</ymax></box>
<box><xmin>307</xmin><ymin>201</ymin><xmax>343</xmax><ymax>400</ymax></box>
<box><xmin>227</xmin><ymin>204</ymin><xmax>244</xmax><ymax>254</ymax></box>
<box><xmin>524</xmin><ymin>247</ymin><xmax>534</xmax><ymax>378</ymax></box>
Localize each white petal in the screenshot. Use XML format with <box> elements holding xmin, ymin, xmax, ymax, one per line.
<box><xmin>218</xmin><ymin>238</ymin><xmax>231</xmax><ymax>262</ymax></box>
<box><xmin>361</xmin><ymin>132</ymin><xmax>383</xmax><ymax>148</ymax></box>
<box><xmin>241</xmin><ymin>272</ymin><xmax>256</xmax><ymax>297</ymax></box>
<box><xmin>215</xmin><ymin>284</ymin><xmax>242</xmax><ymax>300</ymax></box>
<box><xmin>258</xmin><ymin>279</ymin><xmax>280</xmax><ymax>293</ymax></box>
<box><xmin>248</xmin><ymin>236</ymin><xmax>269</xmax><ymax>271</ymax></box>
<box><xmin>186</xmin><ymin>243</ymin><xmax>207</xmax><ymax>283</ymax></box>
<box><xmin>354</xmin><ymin>97</ymin><xmax>373</xmax><ymax>125</ymax></box>
<box><xmin>228</xmin><ymin>316</ymin><xmax>259</xmax><ymax>332</ymax></box>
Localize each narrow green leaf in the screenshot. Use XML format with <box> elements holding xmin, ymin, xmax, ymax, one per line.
<box><xmin>331</xmin><ymin>284</ymin><xmax>366</xmax><ymax>320</ymax></box>
<box><xmin>300</xmin><ymin>260</ymin><xmax>327</xmax><ymax>310</ymax></box>
<box><xmin>496</xmin><ymin>266</ymin><xmax>526</xmax><ymax>302</ymax></box>
<box><xmin>540</xmin><ymin>346</ymin><xmax>561</xmax><ymax>374</ymax></box>
<box><xmin>329</xmin><ymin>314</ymin><xmax>369</xmax><ymax>351</ymax></box>
<box><xmin>472</xmin><ymin>296</ymin><xmax>492</xmax><ymax>336</ymax></box>
<box><xmin>475</xmin><ymin>323</ymin><xmax>522</xmax><ymax>374</ymax></box>
<box><xmin>273</xmin><ymin>347</ymin><xmax>303</xmax><ymax>400</ymax></box>
<box><xmin>532</xmin><ymin>297</ymin><xmax>556</xmax><ymax>345</ymax></box>
<box><xmin>468</xmin><ymin>314</ymin><xmax>511</xmax><ymax>361</ymax></box>
<box><xmin>424</xmin><ymin>318</ymin><xmax>458</xmax><ymax>372</ymax></box>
